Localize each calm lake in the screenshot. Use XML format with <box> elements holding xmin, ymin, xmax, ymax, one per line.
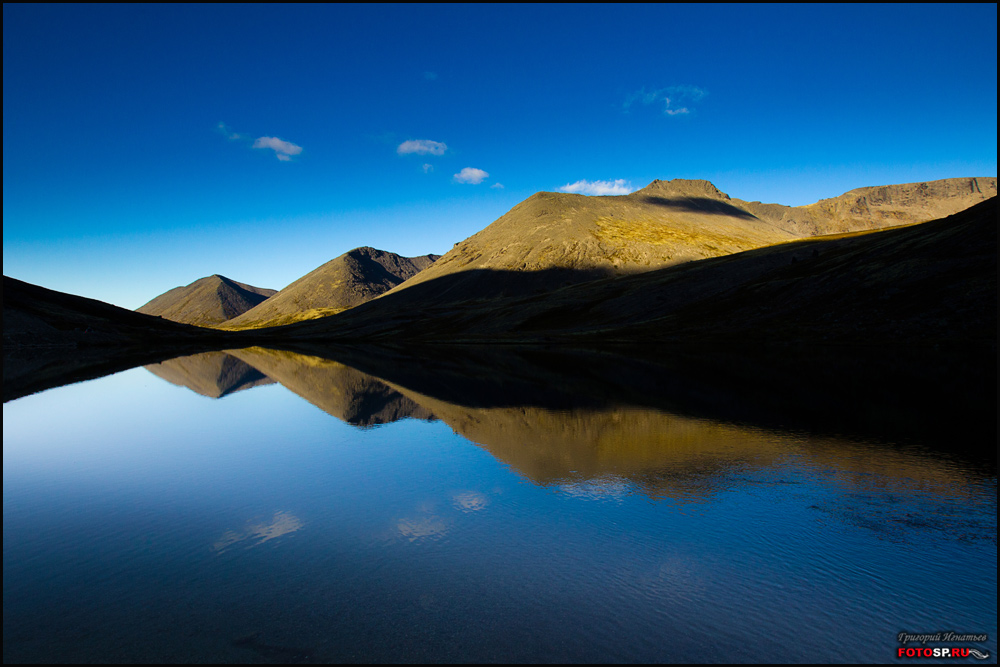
<box><xmin>3</xmin><ymin>345</ymin><xmax>996</xmax><ymax>663</ymax></box>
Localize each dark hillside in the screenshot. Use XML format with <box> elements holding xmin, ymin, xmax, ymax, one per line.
<box><xmin>4</xmin><ymin>275</ymin><xmax>233</xmax><ymax>401</ymax></box>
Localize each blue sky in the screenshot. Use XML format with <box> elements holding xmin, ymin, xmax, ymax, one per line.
<box><xmin>4</xmin><ymin>4</ymin><xmax>996</xmax><ymax>309</ymax></box>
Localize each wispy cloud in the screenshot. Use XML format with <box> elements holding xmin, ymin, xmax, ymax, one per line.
<box><xmin>217</xmin><ymin>122</ymin><xmax>244</xmax><ymax>140</ymax></box>
<box><xmin>397</xmin><ymin>139</ymin><xmax>448</xmax><ymax>156</ymax></box>
<box><xmin>558</xmin><ymin>179</ymin><xmax>635</xmax><ymax>196</ymax></box>
<box><xmin>253</xmin><ymin>136</ymin><xmax>303</xmax><ymax>161</ymax></box>
<box><xmin>454</xmin><ymin>167</ymin><xmax>489</xmax><ymax>184</ymax></box>
<box><xmin>490</xmin><ymin>182</ymin><xmax>504</xmax><ymax>189</ymax></box>
<box><xmin>422</xmin><ymin>163</ymin><xmax>434</xmax><ymax>173</ymax></box>
<box><xmin>623</xmin><ymin>85</ymin><xmax>706</xmax><ymax>116</ymax></box>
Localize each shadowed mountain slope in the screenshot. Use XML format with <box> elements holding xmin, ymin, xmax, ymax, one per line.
<box><xmin>276</xmin><ymin>197</ymin><xmax>996</xmax><ymax>345</ymax></box>
<box><xmin>223</xmin><ymin>247</ymin><xmax>439</xmax><ymax>329</ymax></box>
<box><xmin>136</xmin><ymin>274</ymin><xmax>277</xmax><ymax>326</ymax></box>
<box><xmin>4</xmin><ymin>275</ymin><xmax>227</xmax><ymax>349</ymax></box>
<box><xmin>379</xmin><ymin>177</ymin><xmax>995</xmax><ymax>303</ymax></box>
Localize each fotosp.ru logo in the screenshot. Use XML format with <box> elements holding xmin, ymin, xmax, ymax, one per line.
<box><xmin>896</xmin><ymin>647</ymin><xmax>989</xmax><ymax>659</ymax></box>
<box><xmin>896</xmin><ymin>632</ymin><xmax>990</xmax><ymax>660</ymax></box>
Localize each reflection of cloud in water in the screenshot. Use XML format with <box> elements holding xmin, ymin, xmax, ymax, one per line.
<box><xmin>452</xmin><ymin>491</ymin><xmax>489</xmax><ymax>512</ymax></box>
<box><xmin>397</xmin><ymin>516</ymin><xmax>450</xmax><ymax>541</ymax></box>
<box><xmin>213</xmin><ymin>511</ymin><xmax>304</xmax><ymax>552</ymax></box>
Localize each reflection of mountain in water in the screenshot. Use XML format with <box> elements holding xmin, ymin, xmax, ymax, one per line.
<box><xmin>318</xmin><ymin>343</ymin><xmax>994</xmax><ymax>458</ymax></box>
<box><xmin>227</xmin><ymin>347</ymin><xmax>435</xmax><ymax>427</ymax></box>
<box><xmin>373</xmin><ymin>375</ymin><xmax>991</xmax><ymax>511</ymax></box>
<box><xmin>22</xmin><ymin>340</ymin><xmax>996</xmax><ymax>517</ymax></box>
<box><xmin>145</xmin><ymin>351</ymin><xmax>275</xmax><ymax>398</ymax></box>
<box><xmin>138</xmin><ymin>344</ymin><xmax>990</xmax><ymax>513</ymax></box>
<box><xmin>387</xmin><ymin>393</ymin><xmax>787</xmax><ymax>500</ymax></box>
<box><xmin>142</xmin><ymin>347</ymin><xmax>435</xmax><ymax>427</ymax></box>
<box><xmin>325</xmin><ymin>346</ymin><xmax>994</xmax><ymax>538</ymax></box>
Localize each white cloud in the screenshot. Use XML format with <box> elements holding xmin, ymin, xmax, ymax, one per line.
<box><xmin>252</xmin><ymin>136</ymin><xmax>303</xmax><ymax>161</ymax></box>
<box><xmin>623</xmin><ymin>85</ymin><xmax>706</xmax><ymax>116</ymax></box>
<box><xmin>558</xmin><ymin>179</ymin><xmax>635</xmax><ymax>196</ymax></box>
<box><xmin>397</xmin><ymin>139</ymin><xmax>448</xmax><ymax>156</ymax></box>
<box><xmin>422</xmin><ymin>163</ymin><xmax>434</xmax><ymax>173</ymax></box>
<box><xmin>219</xmin><ymin>124</ymin><xmax>303</xmax><ymax>161</ymax></box>
<box><xmin>490</xmin><ymin>182</ymin><xmax>504</xmax><ymax>189</ymax></box>
<box><xmin>454</xmin><ymin>167</ymin><xmax>489</xmax><ymax>184</ymax></box>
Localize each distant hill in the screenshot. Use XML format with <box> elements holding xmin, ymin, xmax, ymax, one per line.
<box><xmin>137</xmin><ymin>274</ymin><xmax>277</xmax><ymax>326</ymax></box>
<box><xmin>281</xmin><ymin>196</ymin><xmax>996</xmax><ymax>345</ymax></box>
<box><xmin>733</xmin><ymin>176</ymin><xmax>997</xmax><ymax>236</ymax></box>
<box><xmin>223</xmin><ymin>247</ymin><xmax>439</xmax><ymax>329</ymax></box>
<box><xmin>381</xmin><ymin>177</ymin><xmax>995</xmax><ymax>302</ymax></box>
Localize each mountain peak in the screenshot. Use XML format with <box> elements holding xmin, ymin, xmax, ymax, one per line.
<box><xmin>222</xmin><ymin>248</ymin><xmax>441</xmax><ymax>328</ymax></box>
<box><xmin>345</xmin><ymin>246</ymin><xmax>385</xmax><ymax>260</ymax></box>
<box><xmin>137</xmin><ymin>275</ymin><xmax>276</xmax><ymax>326</ymax></box>
<box><xmin>636</xmin><ymin>179</ymin><xmax>731</xmax><ymax>200</ymax></box>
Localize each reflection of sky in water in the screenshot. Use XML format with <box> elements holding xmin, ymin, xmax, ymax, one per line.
<box><xmin>3</xmin><ymin>362</ymin><xmax>996</xmax><ymax>663</ymax></box>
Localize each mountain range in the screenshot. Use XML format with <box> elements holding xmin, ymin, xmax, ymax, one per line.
<box><xmin>3</xmin><ymin>176</ymin><xmax>996</xmax><ymax>363</ymax></box>
<box><xmin>279</xmin><ymin>195</ymin><xmax>997</xmax><ymax>345</ymax></box>
<box><xmin>375</xmin><ymin>176</ymin><xmax>995</xmax><ymax>303</ymax></box>
<box><xmin>132</xmin><ymin>176</ymin><xmax>995</xmax><ymax>329</ymax></box>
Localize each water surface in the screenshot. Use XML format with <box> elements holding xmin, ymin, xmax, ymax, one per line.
<box><xmin>3</xmin><ymin>345</ymin><xmax>996</xmax><ymax>662</ymax></box>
